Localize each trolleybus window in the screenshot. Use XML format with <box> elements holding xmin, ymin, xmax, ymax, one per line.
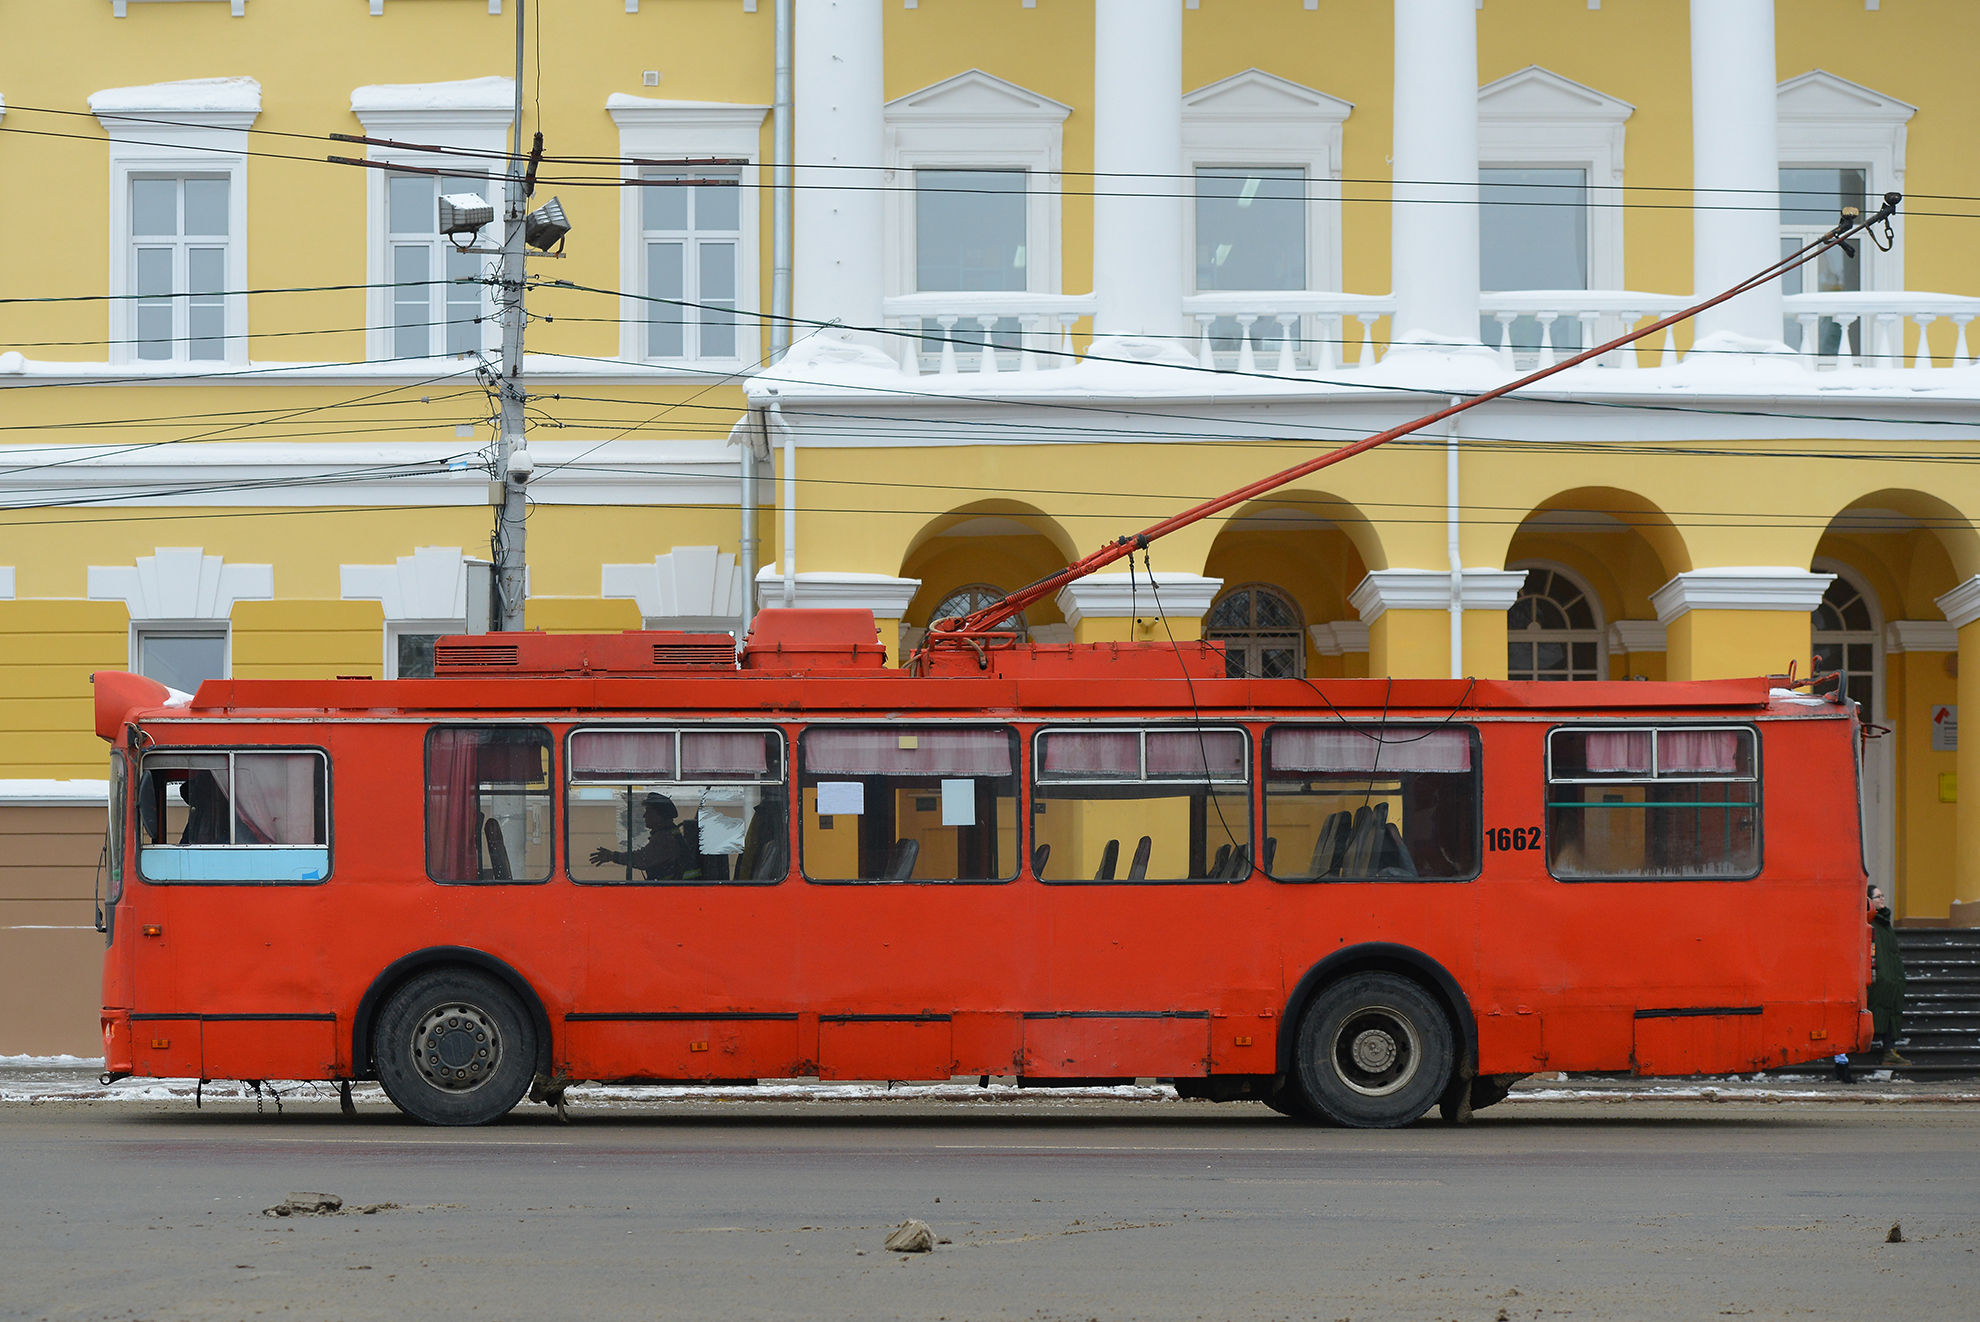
<box><xmin>1031</xmin><ymin>727</ymin><xmax>1252</xmax><ymax>882</ymax></box>
<box><xmin>135</xmin><ymin>748</ymin><xmax>329</xmax><ymax>883</ymax></box>
<box><xmin>1263</xmin><ymin>726</ymin><xmax>1480</xmax><ymax>882</ymax></box>
<box><xmin>425</xmin><ymin>726</ymin><xmax>553</xmax><ymax>884</ymax></box>
<box><xmin>1545</xmin><ymin>726</ymin><xmax>1759</xmax><ymax>880</ymax></box>
<box><xmin>566</xmin><ymin>728</ymin><xmax>788</xmax><ymax>884</ymax></box>
<box><xmin>799</xmin><ymin>725</ymin><xmax>1018</xmax><ymax>883</ymax></box>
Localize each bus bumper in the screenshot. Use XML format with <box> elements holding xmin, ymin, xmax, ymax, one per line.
<box><xmin>101</xmin><ymin>1011</ymin><xmax>132</xmax><ymax>1075</ymax></box>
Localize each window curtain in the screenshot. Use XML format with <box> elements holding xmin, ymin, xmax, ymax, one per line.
<box><xmin>426</xmin><ymin>729</ymin><xmax>481</xmax><ymax>880</ymax></box>
<box><xmin>1658</xmin><ymin>730</ymin><xmax>1740</xmax><ymax>775</ymax></box>
<box><xmin>233</xmin><ymin>754</ymin><xmax>319</xmax><ymax>844</ymax></box>
<box><xmin>681</xmin><ymin>731</ymin><xmax>771</xmax><ymax>777</ymax></box>
<box><xmin>1584</xmin><ymin>731</ymin><xmax>1653</xmax><ymax>774</ymax></box>
<box><xmin>1145</xmin><ymin>730</ymin><xmax>1246</xmax><ymax>779</ymax></box>
<box><xmin>1040</xmin><ymin>731</ymin><xmax>1139</xmax><ymax>777</ymax></box>
<box><xmin>805</xmin><ymin>728</ymin><xmax>1011</xmax><ymax>776</ymax></box>
<box><xmin>1270</xmin><ymin>727</ymin><xmax>1472</xmax><ymax>773</ymax></box>
<box><xmin>571</xmin><ymin>731</ymin><xmax>674</xmax><ymax>779</ymax></box>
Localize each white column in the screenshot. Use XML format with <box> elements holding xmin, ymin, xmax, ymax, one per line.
<box><xmin>1690</xmin><ymin>0</ymin><xmax>1783</xmax><ymax>345</ymax></box>
<box><xmin>1390</xmin><ymin>0</ymin><xmax>1481</xmax><ymax>346</ymax></box>
<box><xmin>793</xmin><ymin>0</ymin><xmax>885</xmax><ymax>343</ymax></box>
<box><xmin>1090</xmin><ymin>0</ymin><xmax>1183</xmax><ymax>342</ymax></box>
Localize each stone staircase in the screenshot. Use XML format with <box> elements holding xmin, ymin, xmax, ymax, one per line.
<box><xmin>1850</xmin><ymin>928</ymin><xmax>1980</xmax><ymax>1079</ymax></box>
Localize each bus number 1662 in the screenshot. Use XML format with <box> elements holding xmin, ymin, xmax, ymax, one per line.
<box><xmin>1486</xmin><ymin>826</ymin><xmax>1541</xmax><ymax>852</ymax></box>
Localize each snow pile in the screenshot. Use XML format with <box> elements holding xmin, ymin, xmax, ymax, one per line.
<box><xmin>89</xmin><ymin>78</ymin><xmax>262</xmax><ymax>117</ymax></box>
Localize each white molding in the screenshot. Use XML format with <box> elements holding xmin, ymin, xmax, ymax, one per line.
<box><xmin>1308</xmin><ymin>621</ymin><xmax>1370</xmax><ymax>655</ymax></box>
<box><xmin>91</xmin><ymin>78</ymin><xmax>259</xmax><ymax>369</ymax></box>
<box><xmin>0</xmin><ymin>567</ymin><xmax>13</xmax><ymax>601</ymax></box>
<box><xmin>1055</xmin><ymin>573</ymin><xmax>1223</xmax><ymax>625</ymax></box>
<box><xmin>1348</xmin><ymin>569</ymin><xmax>1526</xmax><ymax>623</ymax></box>
<box><xmin>1650</xmin><ymin>568</ymin><xmax>1836</xmax><ymax>624</ymax></box>
<box><xmin>1477</xmin><ymin>65</ymin><xmax>1633</xmax><ymax>295</ymax></box>
<box><xmin>1607</xmin><ymin>620</ymin><xmax>1667</xmax><ymax>654</ymax></box>
<box><xmin>340</xmin><ymin>546</ymin><xmax>469</xmax><ymax>620</ymax></box>
<box><xmin>751</xmin><ymin>569</ymin><xmax>921</xmax><ymax>617</ymax></box>
<box><xmin>1934</xmin><ymin>577</ymin><xmax>1980</xmax><ymax>631</ymax></box>
<box><xmin>88</xmin><ymin>547</ymin><xmax>272</xmax><ymax>620</ymax></box>
<box><xmin>1777</xmin><ymin>70</ymin><xmax>1916</xmax><ymax>292</ymax></box>
<box><xmin>113</xmin><ymin>1</ymin><xmax>246</xmax><ymax>15</ymax></box>
<box><xmin>0</xmin><ymin>779</ymin><xmax>110</xmax><ymax>807</ymax></box>
<box><xmin>1886</xmin><ymin>620</ymin><xmax>1957</xmax><ymax>653</ymax></box>
<box><xmin>602</xmin><ymin>546</ymin><xmax>747</xmax><ymax>620</ymax></box>
<box><xmin>607</xmin><ymin>96</ymin><xmax>769</xmax><ymax>366</ymax></box>
<box><xmin>884</xmin><ymin>70</ymin><xmax>1071</xmax><ymax>301</ymax></box>
<box><xmin>1182</xmin><ymin>69</ymin><xmax>1352</xmax><ymax>301</ymax></box>
<box><xmin>351</xmin><ymin>78</ymin><xmax>515</xmax><ymax>361</ymax></box>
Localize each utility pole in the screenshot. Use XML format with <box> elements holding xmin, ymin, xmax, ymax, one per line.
<box><xmin>493</xmin><ymin>0</ymin><xmax>532</xmax><ymax>631</ymax></box>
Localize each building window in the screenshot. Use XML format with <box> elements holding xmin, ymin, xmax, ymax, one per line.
<box><xmin>928</xmin><ymin>584</ymin><xmax>1025</xmax><ymax>641</ymax></box>
<box><xmin>1479</xmin><ymin>167</ymin><xmax>1589</xmax><ymax>358</ymax></box>
<box><xmin>388</xmin><ymin>624</ymin><xmax>461</xmax><ymax>679</ymax></box>
<box><xmin>1204</xmin><ymin>584</ymin><xmax>1304</xmax><ymax>679</ymax></box>
<box><xmin>914</xmin><ymin>169</ymin><xmax>1026</xmax><ymax>355</ymax></box>
<box><xmin>135</xmin><ymin>628</ymin><xmax>227</xmax><ymax>693</ymax></box>
<box><xmin>1811</xmin><ymin>573</ymin><xmax>1876</xmax><ymax>710</ymax></box>
<box><xmin>642</xmin><ymin>173</ymin><xmax>741</xmax><ymax>360</ymax></box>
<box><xmin>1193</xmin><ymin>167</ymin><xmax>1307</xmax><ymax>359</ymax></box>
<box><xmin>388</xmin><ymin>174</ymin><xmax>492</xmax><ymax>359</ymax></box>
<box><xmin>1507</xmin><ymin>568</ymin><xmax>1602</xmax><ymax>682</ymax></box>
<box><xmin>1780</xmin><ymin>167</ymin><xmax>1866</xmax><ymax>356</ymax></box>
<box><xmin>130</xmin><ymin>176</ymin><xmax>231</xmax><ymax>362</ymax></box>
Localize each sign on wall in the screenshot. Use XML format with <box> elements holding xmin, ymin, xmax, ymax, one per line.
<box><xmin>1931</xmin><ymin>705</ymin><xmax>1958</xmax><ymax>752</ymax></box>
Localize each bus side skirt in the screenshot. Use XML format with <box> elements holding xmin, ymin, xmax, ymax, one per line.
<box><xmin>1277</xmin><ymin>943</ymin><xmax>1479</xmax><ymax>1084</ymax></box>
<box><xmin>351</xmin><ymin>945</ymin><xmax>556</xmax><ymax>1080</ymax></box>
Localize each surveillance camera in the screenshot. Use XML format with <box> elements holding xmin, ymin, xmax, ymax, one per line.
<box><xmin>507</xmin><ymin>447</ymin><xmax>535</xmax><ymax>482</ymax></box>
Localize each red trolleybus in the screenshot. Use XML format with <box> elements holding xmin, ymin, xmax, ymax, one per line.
<box><xmin>91</xmin><ymin>613</ymin><xmax>1872</xmax><ymax>1127</ymax></box>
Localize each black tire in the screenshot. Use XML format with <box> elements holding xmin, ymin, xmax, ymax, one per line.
<box><xmin>373</xmin><ymin>969</ymin><xmax>537</xmax><ymax>1126</ymax></box>
<box><xmin>1261</xmin><ymin>1085</ymin><xmax>1310</xmax><ymax>1118</ymax></box>
<box><xmin>1293</xmin><ymin>972</ymin><xmax>1454</xmax><ymax>1129</ymax></box>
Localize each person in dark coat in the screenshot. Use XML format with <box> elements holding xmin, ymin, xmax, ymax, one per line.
<box><xmin>590</xmin><ymin>793</ymin><xmax>697</xmax><ymax>880</ymax></box>
<box><xmin>1868</xmin><ymin>884</ymin><xmax>1909</xmax><ymax>1066</ymax></box>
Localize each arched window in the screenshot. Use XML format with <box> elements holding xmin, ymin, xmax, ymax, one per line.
<box><xmin>1507</xmin><ymin>566</ymin><xmax>1603</xmax><ymax>681</ymax></box>
<box><xmin>1812</xmin><ymin>571</ymin><xmax>1876</xmax><ymax>710</ymax></box>
<box><xmin>1204</xmin><ymin>583</ymin><xmax>1304</xmax><ymax>678</ymax></box>
<box><xmin>929</xmin><ymin>584</ymin><xmax>1026</xmax><ymax>641</ymax></box>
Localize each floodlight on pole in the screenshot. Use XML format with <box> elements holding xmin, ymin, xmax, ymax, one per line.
<box><xmin>438</xmin><ymin>193</ymin><xmax>495</xmax><ymax>248</ymax></box>
<box><xmin>523</xmin><ymin>197</ymin><xmax>571</xmax><ymax>252</ymax></box>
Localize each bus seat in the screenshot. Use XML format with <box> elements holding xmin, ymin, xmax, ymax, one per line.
<box><xmin>1309</xmin><ymin>811</ymin><xmax>1351</xmax><ymax>878</ymax></box>
<box><xmin>1223</xmin><ymin>844</ymin><xmax>1252</xmax><ymax>879</ymax></box>
<box><xmin>482</xmin><ymin>817</ymin><xmax>513</xmax><ymax>881</ymax></box>
<box><xmin>1378</xmin><ymin>820</ymin><xmax>1419</xmax><ymax>878</ymax></box>
<box><xmin>1031</xmin><ymin>842</ymin><xmax>1051</xmax><ymax>877</ymax></box>
<box><xmin>1094</xmin><ymin>838</ymin><xmax>1120</xmax><ymax>881</ymax></box>
<box><xmin>1340</xmin><ymin>804</ymin><xmax>1384</xmax><ymax>877</ymax></box>
<box><xmin>750</xmin><ymin>832</ymin><xmax>789</xmax><ymax>881</ymax></box>
<box><xmin>1209</xmin><ymin>843</ymin><xmax>1232</xmax><ymax>878</ymax></box>
<box><xmin>1126</xmin><ymin>835</ymin><xmax>1152</xmax><ymax>881</ymax></box>
<box><xmin>885</xmin><ymin>837</ymin><xmax>920</xmax><ymax>881</ymax></box>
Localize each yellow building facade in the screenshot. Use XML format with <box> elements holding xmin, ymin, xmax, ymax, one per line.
<box><xmin>3</xmin><ymin>0</ymin><xmax>1980</xmax><ymax>1049</ymax></box>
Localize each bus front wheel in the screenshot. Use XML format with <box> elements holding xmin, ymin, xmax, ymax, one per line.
<box><xmin>1293</xmin><ymin>972</ymin><xmax>1454</xmax><ymax>1129</ymax></box>
<box><xmin>374</xmin><ymin>969</ymin><xmax>538</xmax><ymax>1126</ymax></box>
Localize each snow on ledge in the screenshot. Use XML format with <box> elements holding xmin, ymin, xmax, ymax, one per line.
<box><xmin>0</xmin><ymin>780</ymin><xmax>109</xmax><ymax>806</ymax></box>
<box><xmin>351</xmin><ymin>76</ymin><xmax>515</xmax><ymax>116</ymax></box>
<box><xmin>89</xmin><ymin>77</ymin><xmax>262</xmax><ymax>117</ymax></box>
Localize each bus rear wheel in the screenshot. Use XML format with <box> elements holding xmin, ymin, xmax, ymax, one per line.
<box><xmin>1293</xmin><ymin>972</ymin><xmax>1453</xmax><ymax>1129</ymax></box>
<box><xmin>374</xmin><ymin>969</ymin><xmax>537</xmax><ymax>1126</ymax></box>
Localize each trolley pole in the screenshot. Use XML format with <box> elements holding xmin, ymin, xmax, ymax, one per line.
<box><xmin>493</xmin><ymin>1</ymin><xmax>531</xmax><ymax>631</ymax></box>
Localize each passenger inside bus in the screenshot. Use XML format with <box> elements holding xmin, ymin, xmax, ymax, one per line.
<box><xmin>566</xmin><ymin>728</ymin><xmax>787</xmax><ymax>884</ymax></box>
<box><xmin>588</xmin><ymin>793</ymin><xmax>697</xmax><ymax>880</ymax></box>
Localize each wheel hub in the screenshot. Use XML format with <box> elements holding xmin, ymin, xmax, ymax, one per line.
<box><xmin>412</xmin><ymin>1003</ymin><xmax>501</xmax><ymax>1093</ymax></box>
<box><xmin>1350</xmin><ymin>1027</ymin><xmax>1399</xmax><ymax>1073</ymax></box>
<box><xmin>1331</xmin><ymin>1006</ymin><xmax>1420</xmax><ymax>1097</ymax></box>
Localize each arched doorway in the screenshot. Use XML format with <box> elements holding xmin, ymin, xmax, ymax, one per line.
<box><xmin>1204</xmin><ymin>583</ymin><xmax>1305</xmax><ymax>678</ymax></box>
<box><xmin>929</xmin><ymin>583</ymin><xmax>1027</xmax><ymax>641</ymax></box>
<box><xmin>1506</xmin><ymin>564</ymin><xmax>1604</xmax><ymax>681</ymax></box>
<box><xmin>1811</xmin><ymin>568</ymin><xmax>1877</xmax><ymax>710</ymax></box>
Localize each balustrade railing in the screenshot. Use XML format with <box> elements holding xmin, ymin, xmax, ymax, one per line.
<box><xmin>1780</xmin><ymin>291</ymin><xmax>1979</xmax><ymax>368</ymax></box>
<box><xmin>880</xmin><ymin>292</ymin><xmax>1098</xmax><ymax>375</ymax></box>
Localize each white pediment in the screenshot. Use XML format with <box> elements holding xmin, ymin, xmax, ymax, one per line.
<box><xmin>1777</xmin><ymin>70</ymin><xmax>1916</xmax><ymax>125</ymax></box>
<box><xmin>1183</xmin><ymin>69</ymin><xmax>1353</xmax><ymax>122</ymax></box>
<box><xmin>886</xmin><ymin>69</ymin><xmax>1071</xmax><ymax>122</ymax></box>
<box><xmin>1478</xmin><ymin>66</ymin><xmax>1633</xmax><ymax>123</ymax></box>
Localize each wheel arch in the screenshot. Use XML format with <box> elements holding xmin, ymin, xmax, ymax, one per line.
<box><xmin>352</xmin><ymin>946</ymin><xmax>555</xmax><ymax>1079</ymax></box>
<box><xmin>1278</xmin><ymin>943</ymin><xmax>1478</xmax><ymax>1079</ymax></box>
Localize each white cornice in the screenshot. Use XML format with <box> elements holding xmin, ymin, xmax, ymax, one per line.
<box><xmin>1308</xmin><ymin>621</ymin><xmax>1370</xmax><ymax>655</ymax></box>
<box><xmin>1607</xmin><ymin>620</ymin><xmax>1667</xmax><ymax>654</ymax></box>
<box><xmin>341</xmin><ymin>547</ymin><xmax>469</xmax><ymax>621</ymax></box>
<box><xmin>1934</xmin><ymin>577</ymin><xmax>1980</xmax><ymax>631</ymax></box>
<box><xmin>1651</xmin><ymin>569</ymin><xmax>1835</xmax><ymax>625</ymax></box>
<box><xmin>752</xmin><ymin>570</ymin><xmax>921</xmax><ymax>617</ymax></box>
<box><xmin>604</xmin><ymin>547</ymin><xmax>747</xmax><ymax>619</ymax></box>
<box><xmin>90</xmin><ymin>77</ymin><xmax>260</xmax><ymax>137</ymax></box>
<box><xmin>89</xmin><ymin>548</ymin><xmax>272</xmax><ymax>620</ymax></box>
<box><xmin>1349</xmin><ymin>569</ymin><xmax>1526</xmax><ymax>623</ymax></box>
<box><xmin>1886</xmin><ymin>619</ymin><xmax>1957</xmax><ymax>653</ymax></box>
<box><xmin>0</xmin><ymin>779</ymin><xmax>110</xmax><ymax>806</ymax></box>
<box><xmin>1056</xmin><ymin>573</ymin><xmax>1222</xmax><ymax>624</ymax></box>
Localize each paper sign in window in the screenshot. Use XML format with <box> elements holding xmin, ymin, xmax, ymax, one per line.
<box><xmin>816</xmin><ymin>781</ymin><xmax>865</xmax><ymax>816</ymax></box>
<box><xmin>940</xmin><ymin>778</ymin><xmax>976</xmax><ymax>827</ymax></box>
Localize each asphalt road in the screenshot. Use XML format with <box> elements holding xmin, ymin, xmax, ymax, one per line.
<box><xmin>2</xmin><ymin>1092</ymin><xmax>1975</xmax><ymax>1322</ymax></box>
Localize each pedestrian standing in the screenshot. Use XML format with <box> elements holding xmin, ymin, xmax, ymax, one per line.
<box><xmin>1868</xmin><ymin>884</ymin><xmax>1909</xmax><ymax>1067</ymax></box>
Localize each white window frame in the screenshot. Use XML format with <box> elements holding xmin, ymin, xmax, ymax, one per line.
<box><xmin>1506</xmin><ymin>560</ymin><xmax>1607</xmax><ymax>682</ymax></box>
<box><xmin>92</xmin><ymin>80</ymin><xmax>257</xmax><ymax>368</ymax></box>
<box><xmin>352</xmin><ymin>78</ymin><xmax>515</xmax><ymax>363</ymax></box>
<box><xmin>1181</xmin><ymin>69</ymin><xmax>1351</xmax><ymax>300</ymax></box>
<box><xmin>1476</xmin><ymin>66</ymin><xmax>1633</xmax><ymax>297</ymax></box>
<box><xmin>1776</xmin><ymin>71</ymin><xmax>1915</xmax><ymax>292</ymax></box>
<box><xmin>132</xmin><ymin>623</ymin><xmax>232</xmax><ymax>687</ymax></box>
<box><xmin>636</xmin><ymin>169</ymin><xmax>746</xmax><ymax>363</ymax></box>
<box><xmin>883</xmin><ymin>70</ymin><xmax>1070</xmax><ymax>300</ymax></box>
<box><xmin>608</xmin><ymin>95</ymin><xmax>768</xmax><ymax>367</ymax></box>
<box><xmin>385</xmin><ymin>619</ymin><xmax>466</xmax><ymax>679</ymax></box>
